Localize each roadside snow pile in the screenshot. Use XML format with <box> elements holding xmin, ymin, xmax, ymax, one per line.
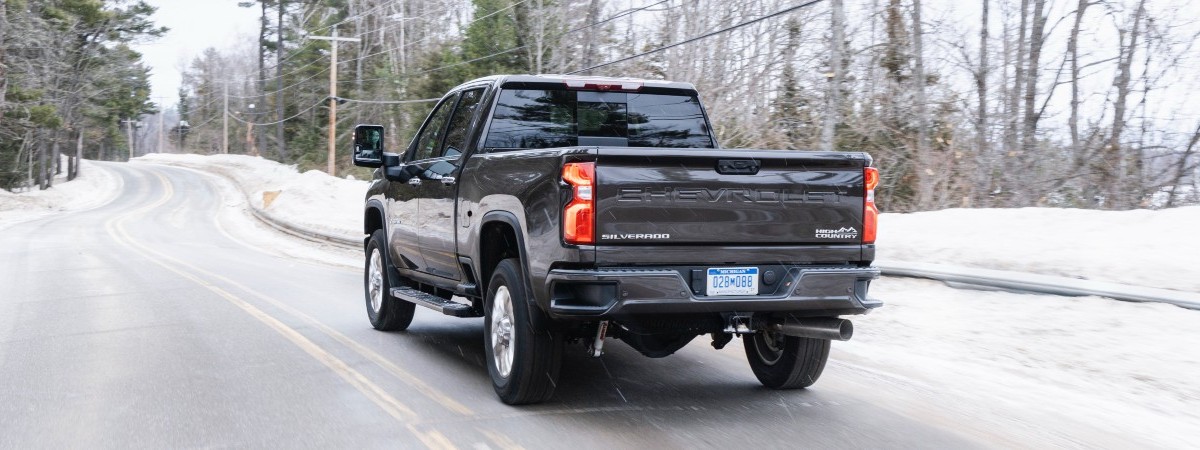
<box><xmin>0</xmin><ymin>159</ymin><xmax>120</xmax><ymax>227</ymax></box>
<box><xmin>135</xmin><ymin>153</ymin><xmax>366</xmax><ymax>237</ymax></box>
<box><xmin>842</xmin><ymin>277</ymin><xmax>1200</xmax><ymax>448</ymax></box>
<box><xmin>876</xmin><ymin>207</ymin><xmax>1200</xmax><ymax>292</ymax></box>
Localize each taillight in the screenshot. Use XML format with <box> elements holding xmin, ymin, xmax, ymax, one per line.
<box><xmin>863</xmin><ymin>167</ymin><xmax>879</xmax><ymax>244</ymax></box>
<box><xmin>563</xmin><ymin>162</ymin><xmax>596</xmax><ymax>245</ymax></box>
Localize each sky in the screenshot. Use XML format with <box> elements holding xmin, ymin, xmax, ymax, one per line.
<box><xmin>131</xmin><ymin>0</ymin><xmax>261</xmax><ymax>109</ymax></box>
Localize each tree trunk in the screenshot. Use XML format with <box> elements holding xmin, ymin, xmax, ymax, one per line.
<box><xmin>0</xmin><ymin>0</ymin><xmax>8</xmax><ymax>109</ymax></box>
<box><xmin>1103</xmin><ymin>0</ymin><xmax>1147</xmax><ymax>208</ymax></box>
<box><xmin>1067</xmin><ymin>0</ymin><xmax>1089</xmax><ymax>158</ymax></box>
<box><xmin>579</xmin><ymin>0</ymin><xmax>602</xmax><ymax>70</ymax></box>
<box><xmin>52</xmin><ymin>130</ymin><xmax>62</xmax><ymax>176</ymax></box>
<box><xmin>70</xmin><ymin>129</ymin><xmax>83</xmax><ymax>180</ymax></box>
<box><xmin>1003</xmin><ymin>0</ymin><xmax>1032</xmax><ymax>204</ymax></box>
<box><xmin>911</xmin><ymin>0</ymin><xmax>933</xmax><ymax>207</ymax></box>
<box><xmin>1165</xmin><ymin>121</ymin><xmax>1200</xmax><ymax>208</ymax></box>
<box><xmin>275</xmin><ymin>0</ymin><xmax>288</xmax><ymax>162</ymax></box>
<box><xmin>975</xmin><ymin>0</ymin><xmax>990</xmax><ymax>203</ymax></box>
<box><xmin>821</xmin><ymin>0</ymin><xmax>845</xmax><ymax>152</ymax></box>
<box><xmin>258</xmin><ymin>0</ymin><xmax>268</xmax><ymax>160</ymax></box>
<box><xmin>1020</xmin><ymin>0</ymin><xmax>1047</xmax><ymax>159</ymax></box>
<box><xmin>36</xmin><ymin>134</ymin><xmax>48</xmax><ymax>190</ymax></box>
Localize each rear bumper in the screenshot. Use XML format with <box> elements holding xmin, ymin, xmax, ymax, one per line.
<box><xmin>544</xmin><ymin>266</ymin><xmax>882</xmax><ymax>319</ymax></box>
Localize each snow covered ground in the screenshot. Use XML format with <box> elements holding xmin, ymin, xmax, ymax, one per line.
<box><xmin>842</xmin><ymin>277</ymin><xmax>1200</xmax><ymax>448</ymax></box>
<box><xmin>0</xmin><ymin>158</ymin><xmax>121</xmax><ymax>229</ymax></box>
<box><xmin>877</xmin><ymin>207</ymin><xmax>1200</xmax><ymax>292</ymax></box>
<box><xmin>9</xmin><ymin>154</ymin><xmax>1197</xmax><ymax>445</ymax></box>
<box><xmin>134</xmin><ymin>153</ymin><xmax>366</xmax><ymax>238</ymax></box>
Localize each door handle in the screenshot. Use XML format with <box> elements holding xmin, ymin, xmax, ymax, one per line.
<box><xmin>407</xmin><ymin>177</ymin><xmax>422</xmax><ymax>186</ymax></box>
<box><xmin>440</xmin><ymin>176</ymin><xmax>456</xmax><ymax>186</ymax></box>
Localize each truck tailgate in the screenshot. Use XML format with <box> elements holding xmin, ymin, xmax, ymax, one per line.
<box><xmin>594</xmin><ymin>148</ymin><xmax>868</xmax><ymax>246</ymax></box>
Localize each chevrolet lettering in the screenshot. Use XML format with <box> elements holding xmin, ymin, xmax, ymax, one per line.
<box><xmin>616</xmin><ymin>187</ymin><xmax>844</xmax><ymax>204</ymax></box>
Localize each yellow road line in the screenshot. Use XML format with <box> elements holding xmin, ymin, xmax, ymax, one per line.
<box><xmin>407</xmin><ymin>424</ymin><xmax>459</xmax><ymax>450</ymax></box>
<box><xmin>139</xmin><ymin>167</ymin><xmax>476</xmax><ymax>417</ymax></box>
<box><xmin>478</xmin><ymin>428</ymin><xmax>525</xmax><ymax>450</ymax></box>
<box><xmin>103</xmin><ymin>172</ymin><xmax>426</xmax><ymax>432</ymax></box>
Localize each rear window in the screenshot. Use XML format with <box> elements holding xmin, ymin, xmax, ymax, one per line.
<box><xmin>484</xmin><ymin>89</ymin><xmax>715</xmax><ymax>150</ymax></box>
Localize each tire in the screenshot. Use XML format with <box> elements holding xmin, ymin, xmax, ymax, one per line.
<box><xmin>484</xmin><ymin>258</ymin><xmax>562</xmax><ymax>405</ymax></box>
<box><xmin>743</xmin><ymin>327</ymin><xmax>830</xmax><ymax>389</ymax></box>
<box><xmin>364</xmin><ymin>229</ymin><xmax>415</xmax><ymax>331</ymax></box>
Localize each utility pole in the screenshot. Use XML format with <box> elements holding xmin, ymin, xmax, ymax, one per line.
<box><xmin>222</xmin><ymin>83</ymin><xmax>229</xmax><ymax>154</ymax></box>
<box><xmin>309</xmin><ymin>27</ymin><xmax>360</xmax><ymax>175</ymax></box>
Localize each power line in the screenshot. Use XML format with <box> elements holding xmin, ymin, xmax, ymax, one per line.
<box><xmin>227</xmin><ymin>100</ymin><xmax>327</xmax><ymax>126</ymax></box>
<box><xmin>337</xmin><ymin>97</ymin><xmax>440</xmax><ymax>105</ymax></box>
<box><xmin>226</xmin><ymin>68</ymin><xmax>330</xmax><ymax>100</ymax></box>
<box><xmin>568</xmin><ymin>0</ymin><xmax>827</xmax><ymax>75</ymax></box>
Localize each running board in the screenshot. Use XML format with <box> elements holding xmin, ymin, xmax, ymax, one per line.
<box><xmin>390</xmin><ymin>286</ymin><xmax>480</xmax><ymax>317</ymax></box>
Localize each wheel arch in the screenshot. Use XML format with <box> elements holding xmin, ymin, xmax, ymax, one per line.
<box><xmin>364</xmin><ymin>199</ymin><xmax>386</xmax><ymax>236</ymax></box>
<box><xmin>477</xmin><ymin>211</ymin><xmax>530</xmax><ymax>298</ymax></box>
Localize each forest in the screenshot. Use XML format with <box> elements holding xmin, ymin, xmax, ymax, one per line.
<box><xmin>3</xmin><ymin>0</ymin><xmax>1199</xmax><ymax>212</ymax></box>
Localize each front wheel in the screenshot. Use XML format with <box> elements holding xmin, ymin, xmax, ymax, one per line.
<box><xmin>484</xmin><ymin>258</ymin><xmax>562</xmax><ymax>405</ymax></box>
<box><xmin>364</xmin><ymin>229</ymin><xmax>415</xmax><ymax>331</ymax></box>
<box><xmin>743</xmin><ymin>327</ymin><xmax>830</xmax><ymax>389</ymax></box>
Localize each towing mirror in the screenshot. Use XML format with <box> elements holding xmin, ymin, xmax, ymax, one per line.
<box><xmin>352</xmin><ymin>124</ymin><xmax>385</xmax><ymax>168</ymax></box>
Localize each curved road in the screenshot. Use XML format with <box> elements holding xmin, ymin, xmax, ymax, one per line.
<box><xmin>0</xmin><ymin>162</ymin><xmax>1133</xmax><ymax>448</ymax></box>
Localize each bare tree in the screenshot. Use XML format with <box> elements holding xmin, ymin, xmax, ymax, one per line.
<box><xmin>975</xmin><ymin>0</ymin><xmax>990</xmax><ymax>202</ymax></box>
<box><xmin>911</xmin><ymin>0</ymin><xmax>934</xmax><ymax>206</ymax></box>
<box><xmin>822</xmin><ymin>0</ymin><xmax>846</xmax><ymax>152</ymax></box>
<box><xmin>1100</xmin><ymin>0</ymin><xmax>1148</xmax><ymax>207</ymax></box>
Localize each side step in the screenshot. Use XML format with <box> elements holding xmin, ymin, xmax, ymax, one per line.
<box><xmin>391</xmin><ymin>286</ymin><xmax>481</xmax><ymax>317</ymax></box>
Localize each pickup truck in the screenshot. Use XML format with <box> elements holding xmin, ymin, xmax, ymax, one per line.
<box><xmin>351</xmin><ymin>74</ymin><xmax>881</xmax><ymax>405</ymax></box>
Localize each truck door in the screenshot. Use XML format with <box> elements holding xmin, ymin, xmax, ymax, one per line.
<box><xmin>415</xmin><ymin>87</ymin><xmax>485</xmax><ymax>281</ymax></box>
<box><xmin>390</xmin><ymin>92</ymin><xmax>458</xmax><ymax>273</ymax></box>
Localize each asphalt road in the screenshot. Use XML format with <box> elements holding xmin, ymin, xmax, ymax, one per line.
<box><xmin>0</xmin><ymin>162</ymin><xmax>1138</xmax><ymax>449</ymax></box>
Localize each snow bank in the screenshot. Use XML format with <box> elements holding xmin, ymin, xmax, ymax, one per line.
<box><xmin>0</xmin><ymin>159</ymin><xmax>121</xmax><ymax>227</ymax></box>
<box><xmin>134</xmin><ymin>153</ymin><xmax>366</xmax><ymax>237</ymax></box>
<box><xmin>876</xmin><ymin>207</ymin><xmax>1200</xmax><ymax>292</ymax></box>
<box><xmin>842</xmin><ymin>277</ymin><xmax>1200</xmax><ymax>448</ymax></box>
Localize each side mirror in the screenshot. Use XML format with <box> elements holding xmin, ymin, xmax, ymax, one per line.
<box><xmin>352</xmin><ymin>124</ymin><xmax>385</xmax><ymax>168</ymax></box>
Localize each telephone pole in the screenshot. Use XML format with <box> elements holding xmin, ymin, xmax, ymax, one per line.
<box><xmin>308</xmin><ymin>28</ymin><xmax>360</xmax><ymax>175</ymax></box>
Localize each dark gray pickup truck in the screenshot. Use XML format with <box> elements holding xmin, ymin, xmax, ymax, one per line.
<box><xmin>351</xmin><ymin>74</ymin><xmax>881</xmax><ymax>405</ymax></box>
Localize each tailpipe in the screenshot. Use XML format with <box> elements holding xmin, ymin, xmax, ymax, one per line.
<box><xmin>775</xmin><ymin>317</ymin><xmax>853</xmax><ymax>341</ymax></box>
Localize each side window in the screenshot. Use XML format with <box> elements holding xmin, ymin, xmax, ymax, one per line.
<box><xmin>441</xmin><ymin>88</ymin><xmax>485</xmax><ymax>158</ymax></box>
<box><xmin>411</xmin><ymin>93</ymin><xmax>458</xmax><ymax>161</ymax></box>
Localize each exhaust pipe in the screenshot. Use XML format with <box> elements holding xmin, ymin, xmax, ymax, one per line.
<box><xmin>776</xmin><ymin>317</ymin><xmax>853</xmax><ymax>341</ymax></box>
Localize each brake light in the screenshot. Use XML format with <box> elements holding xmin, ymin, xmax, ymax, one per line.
<box><xmin>563</xmin><ymin>79</ymin><xmax>643</xmax><ymax>92</ymax></box>
<box><xmin>863</xmin><ymin>167</ymin><xmax>879</xmax><ymax>244</ymax></box>
<box><xmin>563</xmin><ymin>162</ymin><xmax>596</xmax><ymax>245</ymax></box>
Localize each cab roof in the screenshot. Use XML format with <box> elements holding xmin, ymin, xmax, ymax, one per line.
<box><xmin>454</xmin><ymin>74</ymin><xmax>698</xmax><ymax>92</ymax></box>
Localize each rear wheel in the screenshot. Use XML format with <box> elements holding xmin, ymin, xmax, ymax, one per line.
<box><xmin>484</xmin><ymin>258</ymin><xmax>562</xmax><ymax>405</ymax></box>
<box><xmin>364</xmin><ymin>229</ymin><xmax>415</xmax><ymax>331</ymax></box>
<box><xmin>743</xmin><ymin>327</ymin><xmax>830</xmax><ymax>389</ymax></box>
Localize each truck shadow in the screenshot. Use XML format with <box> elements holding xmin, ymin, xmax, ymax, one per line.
<box><xmin>400</xmin><ymin>316</ymin><xmax>841</xmax><ymax>409</ymax></box>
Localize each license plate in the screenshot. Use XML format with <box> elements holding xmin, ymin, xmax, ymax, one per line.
<box><xmin>706</xmin><ymin>267</ymin><xmax>759</xmax><ymax>296</ymax></box>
